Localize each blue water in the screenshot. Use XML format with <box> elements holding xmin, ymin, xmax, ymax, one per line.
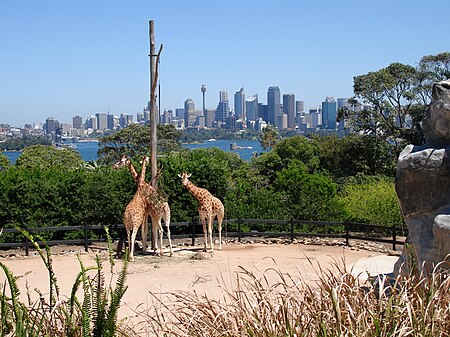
<box><xmin>2</xmin><ymin>139</ymin><xmax>264</xmax><ymax>163</ymax></box>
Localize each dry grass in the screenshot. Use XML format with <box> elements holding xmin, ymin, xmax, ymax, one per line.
<box><xmin>129</xmin><ymin>259</ymin><xmax>450</xmax><ymax>337</ymax></box>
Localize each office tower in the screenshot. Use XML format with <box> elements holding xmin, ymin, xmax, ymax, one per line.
<box><xmin>162</xmin><ymin>109</ymin><xmax>173</xmax><ymax>125</ymax></box>
<box><xmin>206</xmin><ymin>109</ymin><xmax>215</xmax><ymax>127</ymax></box>
<box><xmin>258</xmin><ymin>103</ymin><xmax>268</xmax><ymax>122</ymax></box>
<box><xmin>246</xmin><ymin>94</ymin><xmax>258</xmax><ymax>121</ymax></box>
<box><xmin>184</xmin><ymin>99</ymin><xmax>196</xmax><ymax>128</ymax></box>
<box><xmin>107</xmin><ymin>114</ymin><xmax>115</xmax><ymax>130</ymax></box>
<box><xmin>296</xmin><ymin>101</ymin><xmax>304</xmax><ymax>113</ymax></box>
<box><xmin>215</xmin><ymin>90</ymin><xmax>230</xmax><ymax>123</ymax></box>
<box><xmin>45</xmin><ymin>117</ymin><xmax>58</xmax><ymax>135</ymax></box>
<box><xmin>267</xmin><ymin>86</ymin><xmax>281</xmax><ymax>127</ymax></box>
<box><xmin>120</xmin><ymin>113</ymin><xmax>133</xmax><ymax>127</ymax></box>
<box><xmin>234</xmin><ymin>87</ymin><xmax>245</xmax><ymax>120</ymax></box>
<box><xmin>85</xmin><ymin>115</ymin><xmax>97</xmax><ymax>130</ymax></box>
<box><xmin>322</xmin><ymin>97</ymin><xmax>337</xmax><ymax>130</ymax></box>
<box><xmin>306</xmin><ymin>108</ymin><xmax>322</xmax><ymax>128</ymax></box>
<box><xmin>175</xmin><ymin>108</ymin><xmax>184</xmax><ymax>119</ymax></box>
<box><xmin>72</xmin><ymin>115</ymin><xmax>83</xmax><ymax>129</ymax></box>
<box><xmin>283</xmin><ymin>93</ymin><xmax>296</xmax><ymax>129</ymax></box>
<box><xmin>277</xmin><ymin>113</ymin><xmax>288</xmax><ymax>130</ymax></box>
<box><xmin>96</xmin><ymin>112</ymin><xmax>108</xmax><ymax>130</ymax></box>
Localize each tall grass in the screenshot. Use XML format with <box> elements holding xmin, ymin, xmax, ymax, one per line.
<box><xmin>0</xmin><ymin>228</ymin><xmax>129</xmax><ymax>337</ymax></box>
<box><xmin>135</xmin><ymin>260</ymin><xmax>450</xmax><ymax>337</ymax></box>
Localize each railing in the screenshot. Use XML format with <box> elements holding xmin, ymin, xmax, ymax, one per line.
<box><xmin>0</xmin><ymin>219</ymin><xmax>407</xmax><ymax>256</ymax></box>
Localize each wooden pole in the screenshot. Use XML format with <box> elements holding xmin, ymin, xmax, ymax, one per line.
<box><xmin>149</xmin><ymin>20</ymin><xmax>157</xmax><ymax>190</ymax></box>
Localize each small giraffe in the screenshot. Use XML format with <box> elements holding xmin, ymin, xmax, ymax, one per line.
<box><xmin>178</xmin><ymin>172</ymin><xmax>224</xmax><ymax>252</ymax></box>
<box><xmin>117</xmin><ymin>155</ymin><xmax>173</xmax><ymax>259</ymax></box>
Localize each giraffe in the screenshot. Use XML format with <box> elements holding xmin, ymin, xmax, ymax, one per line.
<box><xmin>178</xmin><ymin>172</ymin><xmax>224</xmax><ymax>252</ymax></box>
<box><xmin>116</xmin><ymin>155</ymin><xmax>173</xmax><ymax>259</ymax></box>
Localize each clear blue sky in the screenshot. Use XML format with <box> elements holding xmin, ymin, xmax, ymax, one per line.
<box><xmin>1</xmin><ymin>0</ymin><xmax>449</xmax><ymax>127</ymax></box>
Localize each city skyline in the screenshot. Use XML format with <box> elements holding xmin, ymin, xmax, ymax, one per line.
<box><xmin>1</xmin><ymin>1</ymin><xmax>449</xmax><ymax>127</ymax></box>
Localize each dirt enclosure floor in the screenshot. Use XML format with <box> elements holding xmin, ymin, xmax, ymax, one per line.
<box><xmin>0</xmin><ymin>240</ymin><xmax>392</xmax><ymax>327</ymax></box>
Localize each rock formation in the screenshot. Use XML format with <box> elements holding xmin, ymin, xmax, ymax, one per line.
<box><xmin>394</xmin><ymin>80</ymin><xmax>450</xmax><ymax>275</ymax></box>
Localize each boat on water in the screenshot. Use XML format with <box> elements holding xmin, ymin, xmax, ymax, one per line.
<box><xmin>207</xmin><ymin>138</ymin><xmax>216</xmax><ymax>142</ymax></box>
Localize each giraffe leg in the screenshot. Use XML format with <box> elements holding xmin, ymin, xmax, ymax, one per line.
<box><xmin>217</xmin><ymin>214</ymin><xmax>223</xmax><ymax>251</ymax></box>
<box><xmin>141</xmin><ymin>217</ymin><xmax>148</xmax><ymax>256</ymax></box>
<box><xmin>201</xmin><ymin>217</ymin><xmax>207</xmax><ymax>252</ymax></box>
<box><xmin>164</xmin><ymin>209</ymin><xmax>173</xmax><ymax>257</ymax></box>
<box><xmin>208</xmin><ymin>215</ymin><xmax>214</xmax><ymax>252</ymax></box>
<box><xmin>152</xmin><ymin>218</ymin><xmax>158</xmax><ymax>252</ymax></box>
<box><xmin>129</xmin><ymin>227</ymin><xmax>138</xmax><ymax>262</ymax></box>
<box><xmin>158</xmin><ymin>219</ymin><xmax>163</xmax><ymax>257</ymax></box>
<box><xmin>126</xmin><ymin>228</ymin><xmax>131</xmax><ymax>259</ymax></box>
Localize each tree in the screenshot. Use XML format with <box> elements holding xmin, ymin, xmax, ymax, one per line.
<box><xmin>259</xmin><ymin>125</ymin><xmax>280</xmax><ymax>150</ymax></box>
<box><xmin>14</xmin><ymin>145</ymin><xmax>84</xmax><ymax>170</ymax></box>
<box><xmin>97</xmin><ymin>124</ymin><xmax>182</xmax><ymax>164</ymax></box>
<box><xmin>352</xmin><ymin>62</ymin><xmax>419</xmax><ymax>146</ymax></box>
<box><xmin>0</xmin><ymin>153</ymin><xmax>10</xmax><ymax>170</ymax></box>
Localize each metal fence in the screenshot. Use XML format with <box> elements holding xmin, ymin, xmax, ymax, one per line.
<box><xmin>0</xmin><ymin>219</ymin><xmax>407</xmax><ymax>256</ymax></box>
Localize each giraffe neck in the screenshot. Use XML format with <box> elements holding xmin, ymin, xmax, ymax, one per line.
<box><xmin>186</xmin><ymin>181</ymin><xmax>207</xmax><ymax>202</ymax></box>
<box><xmin>137</xmin><ymin>157</ymin><xmax>148</xmax><ymax>189</ymax></box>
<box><xmin>127</xmin><ymin>162</ymin><xmax>140</xmax><ymax>184</ymax></box>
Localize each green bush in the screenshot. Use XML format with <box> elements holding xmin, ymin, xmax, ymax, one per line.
<box><xmin>340</xmin><ymin>176</ymin><xmax>404</xmax><ymax>227</ymax></box>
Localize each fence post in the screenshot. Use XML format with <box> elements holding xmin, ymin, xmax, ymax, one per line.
<box><xmin>345</xmin><ymin>221</ymin><xmax>350</xmax><ymax>247</ymax></box>
<box><xmin>24</xmin><ymin>226</ymin><xmax>29</xmax><ymax>257</ymax></box>
<box><xmin>191</xmin><ymin>221</ymin><xmax>195</xmax><ymax>246</ymax></box>
<box><xmin>84</xmin><ymin>223</ymin><xmax>89</xmax><ymax>252</ymax></box>
<box><xmin>290</xmin><ymin>218</ymin><xmax>294</xmax><ymax>242</ymax></box>
<box><xmin>392</xmin><ymin>223</ymin><xmax>397</xmax><ymax>251</ymax></box>
<box><xmin>237</xmin><ymin>219</ymin><xmax>242</xmax><ymax>243</ymax></box>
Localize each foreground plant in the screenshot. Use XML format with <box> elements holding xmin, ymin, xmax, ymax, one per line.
<box><xmin>0</xmin><ymin>228</ymin><xmax>129</xmax><ymax>337</ymax></box>
<box><xmin>135</xmin><ymin>260</ymin><xmax>450</xmax><ymax>337</ymax></box>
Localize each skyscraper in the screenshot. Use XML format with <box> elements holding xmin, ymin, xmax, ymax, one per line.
<box><xmin>72</xmin><ymin>115</ymin><xmax>83</xmax><ymax>129</ymax></box>
<box><xmin>283</xmin><ymin>93</ymin><xmax>296</xmax><ymax>129</ymax></box>
<box><xmin>215</xmin><ymin>90</ymin><xmax>230</xmax><ymax>124</ymax></box>
<box><xmin>267</xmin><ymin>86</ymin><xmax>281</xmax><ymax>127</ymax></box>
<box><xmin>184</xmin><ymin>99</ymin><xmax>196</xmax><ymax>128</ymax></box>
<box><xmin>322</xmin><ymin>97</ymin><xmax>337</xmax><ymax>130</ymax></box>
<box><xmin>234</xmin><ymin>87</ymin><xmax>245</xmax><ymax>120</ymax></box>
<box><xmin>246</xmin><ymin>95</ymin><xmax>258</xmax><ymax>121</ymax></box>
<box><xmin>96</xmin><ymin>112</ymin><xmax>108</xmax><ymax>130</ymax></box>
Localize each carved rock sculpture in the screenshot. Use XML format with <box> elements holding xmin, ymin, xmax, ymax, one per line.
<box><xmin>394</xmin><ymin>80</ymin><xmax>450</xmax><ymax>275</ymax></box>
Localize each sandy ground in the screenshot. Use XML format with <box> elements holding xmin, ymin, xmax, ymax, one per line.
<box><xmin>0</xmin><ymin>241</ymin><xmax>390</xmax><ymax>325</ymax></box>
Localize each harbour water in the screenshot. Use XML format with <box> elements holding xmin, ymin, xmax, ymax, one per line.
<box><xmin>2</xmin><ymin>139</ymin><xmax>264</xmax><ymax>163</ymax></box>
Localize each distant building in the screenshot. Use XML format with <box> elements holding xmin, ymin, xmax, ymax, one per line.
<box><xmin>234</xmin><ymin>87</ymin><xmax>245</xmax><ymax>120</ymax></box>
<box><xmin>175</xmin><ymin>108</ymin><xmax>184</xmax><ymax>119</ymax></box>
<box><xmin>162</xmin><ymin>109</ymin><xmax>173</xmax><ymax>125</ymax></box>
<box><xmin>120</xmin><ymin>113</ymin><xmax>133</xmax><ymax>127</ymax></box>
<box><xmin>322</xmin><ymin>97</ymin><xmax>337</xmax><ymax>130</ymax></box>
<box><xmin>205</xmin><ymin>109</ymin><xmax>216</xmax><ymax>128</ymax></box>
<box><xmin>85</xmin><ymin>115</ymin><xmax>97</xmax><ymax>130</ymax></box>
<box><xmin>215</xmin><ymin>90</ymin><xmax>230</xmax><ymax>124</ymax></box>
<box><xmin>72</xmin><ymin>115</ymin><xmax>83</xmax><ymax>129</ymax></box>
<box><xmin>296</xmin><ymin>100</ymin><xmax>304</xmax><ymax>114</ymax></box>
<box><xmin>246</xmin><ymin>95</ymin><xmax>258</xmax><ymax>121</ymax></box>
<box><xmin>45</xmin><ymin>117</ymin><xmax>59</xmax><ymax>135</ymax></box>
<box><xmin>258</xmin><ymin>103</ymin><xmax>268</xmax><ymax>123</ymax></box>
<box><xmin>283</xmin><ymin>93</ymin><xmax>295</xmax><ymax>129</ymax></box>
<box><xmin>96</xmin><ymin>112</ymin><xmax>108</xmax><ymax>130</ymax></box>
<box><xmin>267</xmin><ymin>86</ymin><xmax>281</xmax><ymax>127</ymax></box>
<box><xmin>184</xmin><ymin>99</ymin><xmax>196</xmax><ymax>128</ymax></box>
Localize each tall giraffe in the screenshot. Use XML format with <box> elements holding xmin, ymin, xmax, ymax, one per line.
<box><xmin>116</xmin><ymin>155</ymin><xmax>173</xmax><ymax>258</ymax></box>
<box><xmin>178</xmin><ymin>172</ymin><xmax>224</xmax><ymax>252</ymax></box>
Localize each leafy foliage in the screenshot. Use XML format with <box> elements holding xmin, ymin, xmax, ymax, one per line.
<box><xmin>15</xmin><ymin>145</ymin><xmax>84</xmax><ymax>170</ymax></box>
<box><xmin>0</xmin><ymin>154</ymin><xmax>10</xmax><ymax>171</ymax></box>
<box><xmin>258</xmin><ymin>125</ymin><xmax>280</xmax><ymax>150</ymax></box>
<box><xmin>0</xmin><ymin>135</ymin><xmax>51</xmax><ymax>151</ymax></box>
<box><xmin>97</xmin><ymin>123</ymin><xmax>182</xmax><ymax>164</ymax></box>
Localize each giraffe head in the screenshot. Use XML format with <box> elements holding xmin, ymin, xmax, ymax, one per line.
<box><xmin>113</xmin><ymin>155</ymin><xmax>130</xmax><ymax>169</ymax></box>
<box><xmin>178</xmin><ymin>172</ymin><xmax>192</xmax><ymax>186</ymax></box>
